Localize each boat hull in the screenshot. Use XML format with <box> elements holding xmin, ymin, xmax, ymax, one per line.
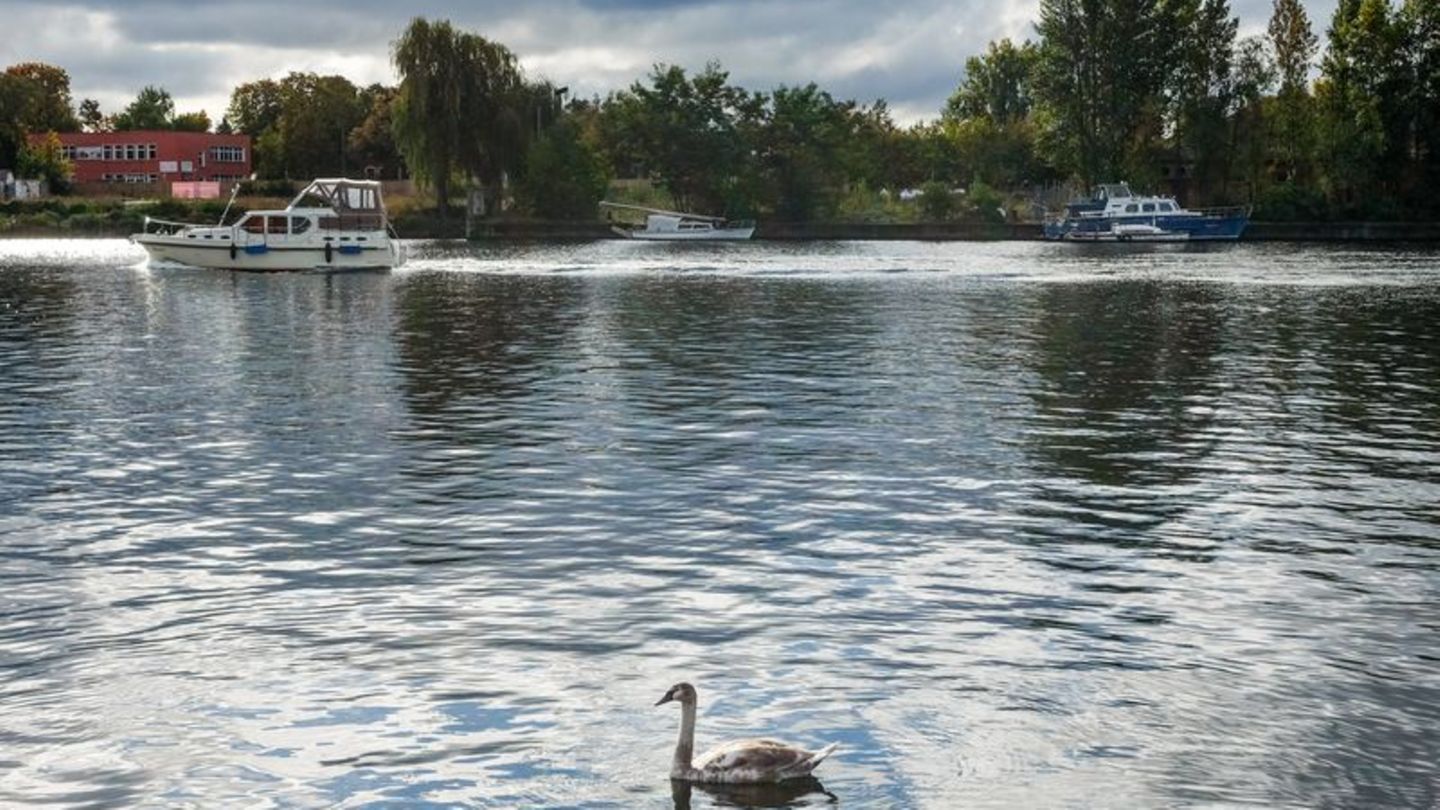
<box><xmin>133</xmin><ymin>234</ymin><xmax>401</xmax><ymax>271</ymax></box>
<box><xmin>1045</xmin><ymin>212</ymin><xmax>1248</xmax><ymax>242</ymax></box>
<box><xmin>613</xmin><ymin>226</ymin><xmax>755</xmax><ymax>241</ymax></box>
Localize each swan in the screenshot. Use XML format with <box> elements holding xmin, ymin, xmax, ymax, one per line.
<box><xmin>655</xmin><ymin>682</ymin><xmax>838</xmax><ymax>784</ymax></box>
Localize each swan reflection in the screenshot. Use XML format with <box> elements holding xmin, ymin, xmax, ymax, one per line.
<box><xmin>671</xmin><ymin>776</ymin><xmax>837</xmax><ymax>808</ymax></box>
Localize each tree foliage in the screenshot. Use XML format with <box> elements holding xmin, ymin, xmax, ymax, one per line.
<box><xmin>945</xmin><ymin>39</ymin><xmax>1038</xmax><ymax>123</ymax></box>
<box><xmin>516</xmin><ymin>119</ymin><xmax>609</xmax><ymax>219</ymax></box>
<box><xmin>391</xmin><ymin>17</ymin><xmax>525</xmax><ymax>215</ymax></box>
<box><xmin>3</xmin><ymin>63</ymin><xmax>79</xmax><ymax>133</ymax></box>
<box><xmin>17</xmin><ymin>130</ymin><xmax>72</xmax><ymax>190</ymax></box>
<box><xmin>112</xmin><ymin>86</ymin><xmax>175</xmax><ymax>130</ymax></box>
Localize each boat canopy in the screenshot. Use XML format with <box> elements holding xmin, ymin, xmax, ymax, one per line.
<box><xmin>289</xmin><ymin>178</ymin><xmax>386</xmax><ymax>213</ymax></box>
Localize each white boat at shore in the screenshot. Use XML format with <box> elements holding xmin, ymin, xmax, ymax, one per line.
<box><xmin>132</xmin><ymin>178</ymin><xmax>404</xmax><ymax>271</ymax></box>
<box><xmin>600</xmin><ymin>202</ymin><xmax>754</xmax><ymax>241</ymax></box>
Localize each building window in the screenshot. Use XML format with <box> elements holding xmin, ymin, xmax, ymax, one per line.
<box><xmin>148</xmin><ymin>144</ymin><xmax>158</xmax><ymax>160</ymax></box>
<box><xmin>209</xmin><ymin>146</ymin><xmax>245</xmax><ymax>163</ymax></box>
<box><xmin>103</xmin><ymin>145</ymin><xmax>113</xmax><ymax>161</ymax></box>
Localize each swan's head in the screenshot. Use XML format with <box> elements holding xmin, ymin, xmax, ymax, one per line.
<box><xmin>655</xmin><ymin>682</ymin><xmax>697</xmax><ymax>706</ymax></box>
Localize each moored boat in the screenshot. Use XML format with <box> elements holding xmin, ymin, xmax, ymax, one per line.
<box><xmin>132</xmin><ymin>178</ymin><xmax>404</xmax><ymax>270</ymax></box>
<box><xmin>600</xmin><ymin>202</ymin><xmax>754</xmax><ymax>241</ymax></box>
<box><xmin>1044</xmin><ymin>183</ymin><xmax>1247</xmax><ymax>242</ymax></box>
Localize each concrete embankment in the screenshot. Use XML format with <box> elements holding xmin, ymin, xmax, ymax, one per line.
<box><xmin>447</xmin><ymin>220</ymin><xmax>1440</xmax><ymax>242</ymax></box>
<box><xmin>1242</xmin><ymin>221</ymin><xmax>1440</xmax><ymax>241</ymax></box>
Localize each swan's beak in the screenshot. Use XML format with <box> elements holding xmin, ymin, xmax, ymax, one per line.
<box><xmin>655</xmin><ymin>691</ymin><xmax>674</xmax><ymax>706</ymax></box>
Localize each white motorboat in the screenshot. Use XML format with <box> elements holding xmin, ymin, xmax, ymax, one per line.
<box><xmin>132</xmin><ymin>178</ymin><xmax>404</xmax><ymax>271</ymax></box>
<box><xmin>600</xmin><ymin>202</ymin><xmax>754</xmax><ymax>241</ymax></box>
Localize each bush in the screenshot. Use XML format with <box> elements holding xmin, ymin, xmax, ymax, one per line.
<box><xmin>918</xmin><ymin>181</ymin><xmax>954</xmax><ymax>221</ymax></box>
<box><xmin>16</xmin><ymin>210</ymin><xmax>63</xmax><ymax>229</ymax></box>
<box><xmin>63</xmin><ymin>213</ymin><xmax>107</xmax><ymax>232</ymax></box>
<box><xmin>965</xmin><ymin>179</ymin><xmax>1006</xmax><ymax>224</ymax></box>
<box><xmin>515</xmin><ymin>121</ymin><xmax>610</xmax><ymax>220</ymax></box>
<box><xmin>1253</xmin><ymin>183</ymin><xmax>1328</xmax><ymax>221</ymax></box>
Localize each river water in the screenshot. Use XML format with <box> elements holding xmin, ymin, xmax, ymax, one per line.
<box><xmin>1</xmin><ymin>239</ymin><xmax>1438</xmax><ymax>809</ymax></box>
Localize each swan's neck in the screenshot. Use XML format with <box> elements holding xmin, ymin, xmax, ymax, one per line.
<box><xmin>672</xmin><ymin>700</ymin><xmax>696</xmax><ymax>776</ymax></box>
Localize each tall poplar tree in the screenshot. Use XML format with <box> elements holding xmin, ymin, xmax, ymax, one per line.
<box><xmin>1267</xmin><ymin>0</ymin><xmax>1318</xmax><ymax>181</ymax></box>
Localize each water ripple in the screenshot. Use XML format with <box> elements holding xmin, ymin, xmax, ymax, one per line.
<box><xmin>1</xmin><ymin>240</ymin><xmax>1438</xmax><ymax>808</ymax></box>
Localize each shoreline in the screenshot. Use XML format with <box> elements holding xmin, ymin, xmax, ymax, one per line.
<box><xmin>3</xmin><ymin>221</ymin><xmax>1439</xmax><ymax>242</ymax></box>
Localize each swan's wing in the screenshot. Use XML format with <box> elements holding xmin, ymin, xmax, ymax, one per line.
<box><xmin>693</xmin><ymin>739</ymin><xmax>825</xmax><ymax>779</ymax></box>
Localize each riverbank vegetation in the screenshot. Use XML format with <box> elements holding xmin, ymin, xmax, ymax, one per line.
<box><xmin>3</xmin><ymin>0</ymin><xmax>1437</xmax><ymax>224</ymax></box>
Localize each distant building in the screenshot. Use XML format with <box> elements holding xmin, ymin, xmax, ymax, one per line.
<box><xmin>31</xmin><ymin>131</ymin><xmax>252</xmax><ymax>186</ymax></box>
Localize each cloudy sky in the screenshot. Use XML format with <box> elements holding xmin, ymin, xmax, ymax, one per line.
<box><xmin>1</xmin><ymin>0</ymin><xmax>1337</xmax><ymax>125</ymax></box>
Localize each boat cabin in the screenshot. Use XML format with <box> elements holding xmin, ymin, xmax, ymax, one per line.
<box><xmin>1066</xmin><ymin>182</ymin><xmax>1184</xmax><ymax>219</ymax></box>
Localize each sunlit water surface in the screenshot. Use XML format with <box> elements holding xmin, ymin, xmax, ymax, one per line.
<box><xmin>2</xmin><ymin>239</ymin><xmax>1438</xmax><ymax>808</ymax></box>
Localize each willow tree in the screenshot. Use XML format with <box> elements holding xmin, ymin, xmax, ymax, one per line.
<box><xmin>391</xmin><ymin>17</ymin><xmax>523</xmax><ymax>216</ymax></box>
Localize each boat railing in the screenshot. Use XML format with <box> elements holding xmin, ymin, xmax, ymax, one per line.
<box><xmin>142</xmin><ymin>216</ymin><xmax>207</xmax><ymax>236</ymax></box>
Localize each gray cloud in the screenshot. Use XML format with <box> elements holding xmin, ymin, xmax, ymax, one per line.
<box><xmin>0</xmin><ymin>0</ymin><xmax>1339</xmax><ymax>125</ymax></box>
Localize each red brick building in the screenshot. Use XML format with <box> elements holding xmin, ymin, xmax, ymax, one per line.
<box><xmin>34</xmin><ymin>131</ymin><xmax>252</xmax><ymax>185</ymax></box>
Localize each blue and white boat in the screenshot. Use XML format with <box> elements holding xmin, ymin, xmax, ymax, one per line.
<box><xmin>1044</xmin><ymin>183</ymin><xmax>1249</xmax><ymax>242</ymax></box>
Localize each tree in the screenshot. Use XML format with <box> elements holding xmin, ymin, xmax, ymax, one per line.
<box><xmin>1268</xmin><ymin>0</ymin><xmax>1319</xmax><ymax>180</ymax></box>
<box><xmin>757</xmin><ymin>84</ymin><xmax>854</xmax><ymax>220</ymax></box>
<box><xmin>1227</xmin><ymin>36</ymin><xmax>1277</xmax><ymax>201</ymax></box>
<box><xmin>17</xmin><ymin>131</ymin><xmax>73</xmax><ymax>190</ymax></box>
<box><xmin>348</xmin><ymin>84</ymin><xmax>405</xmax><ymax>178</ymax></box>
<box><xmin>78</xmin><ymin>98</ymin><xmax>108</xmax><ymax>132</ymax></box>
<box><xmin>1402</xmin><ymin>0</ymin><xmax>1440</xmax><ymax>208</ymax></box>
<box><xmin>113</xmin><ymin>86</ymin><xmax>175</xmax><ymax>130</ymax></box>
<box><xmin>0</xmin><ymin>72</ymin><xmax>38</xmax><ymax>168</ymax></box>
<box><xmin>942</xmin><ymin>38</ymin><xmax>1050</xmax><ymax>189</ymax></box>
<box><xmin>172</xmin><ymin>110</ymin><xmax>211</xmax><ymax>132</ymax></box>
<box><xmin>274</xmin><ymin>73</ymin><xmax>365</xmax><ymax>178</ymax></box>
<box><xmin>3</xmin><ymin>62</ymin><xmax>79</xmax><ymax>132</ymax></box>
<box><xmin>226</xmin><ymin>79</ymin><xmax>284</xmax><ymax>137</ymax></box>
<box><xmin>1317</xmin><ymin>0</ymin><xmax>1405</xmax><ymax>209</ymax></box>
<box><xmin>602</xmin><ymin>63</ymin><xmax>754</xmax><ymax>214</ymax></box>
<box><xmin>515</xmin><ymin>119</ymin><xmax>609</xmax><ymax>219</ymax></box>
<box><xmin>945</xmin><ymin>39</ymin><xmax>1039</xmax><ymax>123</ymax></box>
<box><xmin>391</xmin><ymin>17</ymin><xmax>525</xmax><ymax>216</ymax></box>
<box><xmin>1033</xmin><ymin>0</ymin><xmax>1177</xmax><ymax>186</ymax></box>
<box><xmin>1168</xmin><ymin>0</ymin><xmax>1239</xmax><ymax>202</ymax></box>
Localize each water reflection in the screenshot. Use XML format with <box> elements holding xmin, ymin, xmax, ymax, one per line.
<box><xmin>671</xmin><ymin>777</ymin><xmax>837</xmax><ymax>809</ymax></box>
<box><xmin>1</xmin><ymin>240</ymin><xmax>1438</xmax><ymax>808</ymax></box>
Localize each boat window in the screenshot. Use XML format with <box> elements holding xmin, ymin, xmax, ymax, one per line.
<box><xmin>1159</xmin><ymin>202</ymin><xmax>1174</xmax><ymax>212</ymax></box>
<box><xmin>1125</xmin><ymin>204</ymin><xmax>1138</xmax><ymax>213</ymax></box>
<box><xmin>267</xmin><ymin>216</ymin><xmax>288</xmax><ymax>234</ymax></box>
<box><xmin>241</xmin><ymin>216</ymin><xmax>265</xmax><ymax>234</ymax></box>
<box><xmin>1142</xmin><ymin>203</ymin><xmax>1156</xmax><ymax>213</ymax></box>
<box><xmin>289</xmin><ymin>217</ymin><xmax>312</xmax><ymax>235</ymax></box>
